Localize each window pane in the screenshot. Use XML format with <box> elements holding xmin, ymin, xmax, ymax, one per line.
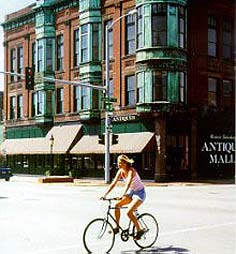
<box><xmin>208</xmin><ymin>78</ymin><xmax>217</xmax><ymax>106</ymax></box>
<box><xmin>57</xmin><ymin>35</ymin><xmax>64</xmax><ymax>70</ymax></box>
<box><xmin>74</xmin><ymin>29</ymin><xmax>80</xmax><ymax>66</ymax></box>
<box><xmin>126</xmin><ymin>15</ymin><xmax>136</xmax><ymax>55</ymax></box>
<box><xmin>126</xmin><ymin>75</ymin><xmax>136</xmax><ymax>106</ymax></box>
<box><xmin>153</xmin><ymin>71</ymin><xmax>167</xmax><ymax>101</ymax></box>
<box><xmin>81</xmin><ymin>24</ymin><xmax>88</xmax><ymax>62</ymax></box>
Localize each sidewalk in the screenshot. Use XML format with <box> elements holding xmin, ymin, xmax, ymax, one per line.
<box><xmin>11</xmin><ymin>174</ymin><xmax>235</xmax><ymax>186</ymax></box>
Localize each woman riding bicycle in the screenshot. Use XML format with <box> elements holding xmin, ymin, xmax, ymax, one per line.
<box><xmin>101</xmin><ymin>154</ymin><xmax>146</xmax><ymax>240</ymax></box>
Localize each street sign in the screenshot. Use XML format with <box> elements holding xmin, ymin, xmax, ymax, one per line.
<box><xmin>34</xmin><ymin>72</ymin><xmax>44</xmax><ymax>84</ymax></box>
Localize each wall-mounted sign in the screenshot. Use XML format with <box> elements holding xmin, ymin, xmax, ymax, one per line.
<box><xmin>112</xmin><ymin>114</ymin><xmax>137</xmax><ymax>122</ymax></box>
<box><xmin>201</xmin><ymin>134</ymin><xmax>235</xmax><ymax>164</ymax></box>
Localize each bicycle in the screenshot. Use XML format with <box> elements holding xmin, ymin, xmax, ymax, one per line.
<box><xmin>83</xmin><ymin>197</ymin><xmax>159</xmax><ymax>253</ymax></box>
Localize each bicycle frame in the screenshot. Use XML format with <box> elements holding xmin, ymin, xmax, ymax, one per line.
<box><xmin>102</xmin><ymin>198</ymin><xmax>139</xmax><ymax>238</ymax></box>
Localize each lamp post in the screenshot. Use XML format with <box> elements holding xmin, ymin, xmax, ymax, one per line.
<box><xmin>49</xmin><ymin>134</ymin><xmax>54</xmax><ymax>176</ymax></box>
<box><xmin>104</xmin><ymin>9</ymin><xmax>137</xmax><ymax>184</ymax></box>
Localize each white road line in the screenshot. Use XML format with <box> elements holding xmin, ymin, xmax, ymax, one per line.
<box><xmin>161</xmin><ymin>221</ymin><xmax>236</xmax><ymax>236</ymax></box>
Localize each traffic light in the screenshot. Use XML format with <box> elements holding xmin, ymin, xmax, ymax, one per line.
<box><xmin>25</xmin><ymin>67</ymin><xmax>35</xmax><ymax>90</ymax></box>
<box><xmin>112</xmin><ymin>134</ymin><xmax>118</xmax><ymax>145</ymax></box>
<box><xmin>98</xmin><ymin>134</ymin><xmax>105</xmax><ymax>145</ymax></box>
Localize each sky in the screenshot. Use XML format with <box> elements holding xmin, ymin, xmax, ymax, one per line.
<box><xmin>0</xmin><ymin>0</ymin><xmax>35</xmax><ymax>91</ymax></box>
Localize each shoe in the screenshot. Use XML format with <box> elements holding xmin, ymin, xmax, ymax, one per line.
<box><xmin>134</xmin><ymin>229</ymin><xmax>145</xmax><ymax>240</ymax></box>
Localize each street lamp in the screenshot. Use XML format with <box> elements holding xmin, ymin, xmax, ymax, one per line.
<box><xmin>49</xmin><ymin>134</ymin><xmax>54</xmax><ymax>175</ymax></box>
<box><xmin>104</xmin><ymin>8</ymin><xmax>137</xmax><ymax>183</ymax></box>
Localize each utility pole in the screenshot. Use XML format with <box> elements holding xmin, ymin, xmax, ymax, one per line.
<box><xmin>104</xmin><ymin>9</ymin><xmax>137</xmax><ymax>183</ymax></box>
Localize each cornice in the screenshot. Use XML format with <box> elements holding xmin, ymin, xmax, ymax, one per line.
<box><xmin>1</xmin><ymin>0</ymin><xmax>79</xmax><ymax>31</ymax></box>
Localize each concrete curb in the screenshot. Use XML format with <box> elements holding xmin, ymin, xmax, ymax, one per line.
<box><xmin>12</xmin><ymin>174</ymin><xmax>235</xmax><ymax>186</ymax></box>
<box><xmin>38</xmin><ymin>176</ymin><xmax>74</xmax><ymax>183</ymax></box>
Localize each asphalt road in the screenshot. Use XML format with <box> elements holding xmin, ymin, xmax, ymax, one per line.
<box><xmin>0</xmin><ymin>176</ymin><xmax>235</xmax><ymax>254</ymax></box>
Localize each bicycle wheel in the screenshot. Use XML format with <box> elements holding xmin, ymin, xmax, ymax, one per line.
<box><xmin>83</xmin><ymin>218</ymin><xmax>115</xmax><ymax>253</ymax></box>
<box><xmin>133</xmin><ymin>213</ymin><xmax>159</xmax><ymax>249</ymax></box>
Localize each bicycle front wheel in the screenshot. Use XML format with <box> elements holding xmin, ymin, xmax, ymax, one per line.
<box><xmin>133</xmin><ymin>213</ymin><xmax>159</xmax><ymax>249</ymax></box>
<box><xmin>83</xmin><ymin>218</ymin><xmax>115</xmax><ymax>253</ymax></box>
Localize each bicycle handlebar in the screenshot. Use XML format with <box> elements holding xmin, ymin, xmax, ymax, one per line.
<box><xmin>100</xmin><ymin>197</ymin><xmax>121</xmax><ymax>201</ymax></box>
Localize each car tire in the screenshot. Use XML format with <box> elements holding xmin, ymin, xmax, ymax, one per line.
<box><xmin>5</xmin><ymin>177</ymin><xmax>10</xmax><ymax>181</ymax></box>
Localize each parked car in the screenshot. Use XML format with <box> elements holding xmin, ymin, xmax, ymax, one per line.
<box><xmin>0</xmin><ymin>167</ymin><xmax>13</xmax><ymax>181</ymax></box>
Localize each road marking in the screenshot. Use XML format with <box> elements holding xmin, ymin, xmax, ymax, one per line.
<box><xmin>162</xmin><ymin>221</ymin><xmax>236</xmax><ymax>236</ymax></box>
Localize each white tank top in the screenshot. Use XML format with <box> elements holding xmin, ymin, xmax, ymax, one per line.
<box><xmin>122</xmin><ymin>170</ymin><xmax>144</xmax><ymax>191</ymax></box>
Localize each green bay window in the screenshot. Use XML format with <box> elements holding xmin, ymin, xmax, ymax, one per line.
<box><xmin>81</xmin><ymin>87</ymin><xmax>89</xmax><ymax>110</ymax></box>
<box><xmin>137</xmin><ymin>72</ymin><xmax>144</xmax><ymax>103</ymax></box>
<box><xmin>92</xmin><ymin>23</ymin><xmax>99</xmax><ymax>61</ymax></box>
<box><xmin>32</xmin><ymin>42</ymin><xmax>36</xmax><ymax>71</ymax></box>
<box><xmin>32</xmin><ymin>92</ymin><xmax>37</xmax><ymax>117</ymax></box>
<box><xmin>179</xmin><ymin>72</ymin><xmax>186</xmax><ymax>103</ymax></box>
<box><xmin>37</xmin><ymin>40</ymin><xmax>43</xmax><ymax>72</ymax></box>
<box><xmin>152</xmin><ymin>71</ymin><xmax>167</xmax><ymax>101</ymax></box>
<box><xmin>81</xmin><ymin>24</ymin><xmax>88</xmax><ymax>63</ymax></box>
<box><xmin>37</xmin><ymin>91</ymin><xmax>44</xmax><ymax>115</ymax></box>
<box><xmin>46</xmin><ymin>38</ymin><xmax>53</xmax><ymax>72</ymax></box>
<box><xmin>152</xmin><ymin>4</ymin><xmax>167</xmax><ymax>46</ymax></box>
<box><xmin>137</xmin><ymin>6</ymin><xmax>144</xmax><ymax>49</ymax></box>
<box><xmin>178</xmin><ymin>6</ymin><xmax>186</xmax><ymax>49</ymax></box>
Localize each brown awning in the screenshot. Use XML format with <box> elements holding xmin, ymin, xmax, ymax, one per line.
<box><xmin>1</xmin><ymin>124</ymin><xmax>82</xmax><ymax>155</ymax></box>
<box><xmin>70</xmin><ymin>132</ymin><xmax>154</xmax><ymax>154</ymax></box>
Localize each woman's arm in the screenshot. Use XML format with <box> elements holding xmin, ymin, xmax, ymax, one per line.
<box><xmin>102</xmin><ymin>170</ymin><xmax>121</xmax><ymax>198</ymax></box>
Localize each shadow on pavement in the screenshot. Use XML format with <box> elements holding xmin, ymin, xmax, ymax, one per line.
<box><xmin>0</xmin><ymin>196</ymin><xmax>8</xmax><ymax>199</ymax></box>
<box><xmin>120</xmin><ymin>245</ymin><xmax>189</xmax><ymax>254</ymax></box>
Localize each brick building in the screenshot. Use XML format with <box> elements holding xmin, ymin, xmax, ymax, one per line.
<box><xmin>1</xmin><ymin>0</ymin><xmax>235</xmax><ymax>180</ymax></box>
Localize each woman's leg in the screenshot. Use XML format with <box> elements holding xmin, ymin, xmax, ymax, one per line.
<box><xmin>127</xmin><ymin>199</ymin><xmax>143</xmax><ymax>232</ymax></box>
<box><xmin>114</xmin><ymin>196</ymin><xmax>132</xmax><ymax>229</ymax></box>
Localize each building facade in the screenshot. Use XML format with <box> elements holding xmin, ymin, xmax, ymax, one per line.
<box><xmin>1</xmin><ymin>0</ymin><xmax>235</xmax><ymax>180</ymax></box>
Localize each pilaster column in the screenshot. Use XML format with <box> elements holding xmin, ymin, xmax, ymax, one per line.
<box><xmin>155</xmin><ymin>116</ymin><xmax>167</xmax><ymax>182</ymax></box>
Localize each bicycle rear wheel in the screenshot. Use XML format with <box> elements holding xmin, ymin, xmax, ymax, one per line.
<box><xmin>133</xmin><ymin>213</ymin><xmax>159</xmax><ymax>249</ymax></box>
<box><xmin>83</xmin><ymin>218</ymin><xmax>115</xmax><ymax>253</ymax></box>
